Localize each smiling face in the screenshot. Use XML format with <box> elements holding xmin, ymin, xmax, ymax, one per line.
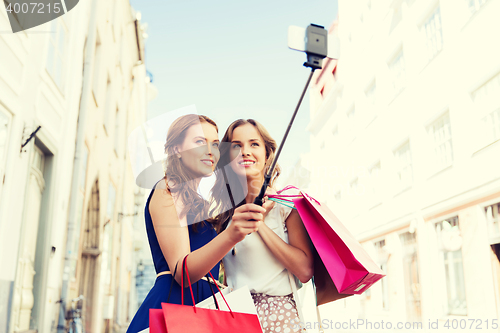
<box><xmin>176</xmin><ymin>122</ymin><xmax>220</xmax><ymax>178</ymax></box>
<box><xmin>229</xmin><ymin>123</ymin><xmax>267</xmax><ymax>179</ymax></box>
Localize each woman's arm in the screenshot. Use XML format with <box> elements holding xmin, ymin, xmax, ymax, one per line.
<box><xmin>150</xmin><ymin>186</ymin><xmax>265</xmax><ymax>287</ymax></box>
<box><xmin>255</xmin><ymin>209</ymin><xmax>314</xmax><ymax>283</ymax></box>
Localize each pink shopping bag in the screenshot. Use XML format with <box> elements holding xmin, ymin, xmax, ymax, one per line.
<box><xmin>271</xmin><ymin>186</ymin><xmax>385</xmax><ymax>305</ymax></box>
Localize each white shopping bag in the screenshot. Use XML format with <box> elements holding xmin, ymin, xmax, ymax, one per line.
<box><xmin>196</xmin><ymin>285</ymin><xmax>258</xmax><ymax>315</ymax></box>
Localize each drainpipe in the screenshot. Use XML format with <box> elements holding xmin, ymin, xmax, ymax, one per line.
<box><xmin>57</xmin><ymin>0</ymin><xmax>99</xmax><ymax>331</ymax></box>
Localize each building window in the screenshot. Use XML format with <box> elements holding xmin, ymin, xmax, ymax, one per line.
<box><xmin>472</xmin><ymin>73</ymin><xmax>500</xmax><ymax>147</ymax></box>
<box><xmin>365</xmin><ymin>81</ymin><xmax>376</xmax><ymax>107</ymax></box>
<box><xmin>32</xmin><ymin>145</ymin><xmax>45</xmax><ymax>174</ymax></box>
<box><xmin>400</xmin><ymin>232</ymin><xmax>422</xmax><ymax>321</ymax></box>
<box><xmin>428</xmin><ymin>113</ymin><xmax>453</xmax><ymax>170</ymax></box>
<box><xmin>423</xmin><ymin>6</ymin><xmax>443</xmax><ymax>61</ymax></box>
<box><xmin>472</xmin><ymin>72</ymin><xmax>500</xmax><ymax>104</ymax></box>
<box><xmin>347</xmin><ymin>106</ymin><xmax>355</xmax><ymax>119</ymax></box>
<box><xmin>46</xmin><ymin>18</ymin><xmax>67</xmax><ymax>89</ymax></box>
<box><xmin>394</xmin><ymin>141</ymin><xmax>412</xmax><ymax>189</ymax></box>
<box><xmin>374</xmin><ymin>240</ymin><xmax>390</xmax><ymax>310</ymax></box>
<box><xmin>390</xmin><ymin>4</ymin><xmax>403</xmax><ymax>32</ymax></box>
<box><xmin>467</xmin><ymin>0</ymin><xmax>488</xmax><ymax>14</ymax></box>
<box><xmin>435</xmin><ymin>217</ymin><xmax>467</xmax><ymax>315</ymax></box>
<box><xmin>389</xmin><ymin>51</ymin><xmax>406</xmax><ymax>95</ymax></box>
<box><xmin>485</xmin><ymin>203</ymin><xmax>500</xmax><ymax>244</ymax></box>
<box><xmin>368</xmin><ymin>161</ymin><xmax>381</xmax><ymax>202</ymax></box>
<box><xmin>330</xmin><ymin>127</ymin><xmax>339</xmax><ymax>148</ymax></box>
<box><xmin>350</xmin><ymin>177</ymin><xmax>359</xmax><ymax>196</ymax></box>
<box><xmin>480</xmin><ymin>109</ymin><xmax>500</xmax><ymax>144</ymax></box>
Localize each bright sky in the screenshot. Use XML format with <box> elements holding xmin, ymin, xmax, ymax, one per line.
<box><xmin>128</xmin><ymin>0</ymin><xmax>338</xmax><ymax>182</ymax></box>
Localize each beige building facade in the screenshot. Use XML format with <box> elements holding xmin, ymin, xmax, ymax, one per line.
<box><xmin>0</xmin><ymin>0</ymin><xmax>155</xmax><ymax>332</ymax></box>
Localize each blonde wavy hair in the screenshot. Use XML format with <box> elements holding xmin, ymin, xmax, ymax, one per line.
<box><xmin>163</xmin><ymin>114</ymin><xmax>218</xmax><ymax>231</ymax></box>
<box><xmin>210</xmin><ymin>119</ymin><xmax>281</xmax><ymax>233</ymax></box>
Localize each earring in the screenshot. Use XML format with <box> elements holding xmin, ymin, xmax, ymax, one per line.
<box><xmin>176</xmin><ymin>153</ymin><xmax>181</xmax><ymax>158</ymax></box>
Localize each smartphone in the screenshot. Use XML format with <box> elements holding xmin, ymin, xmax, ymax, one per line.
<box><xmin>288</xmin><ymin>25</ymin><xmax>340</xmax><ymax>60</ymax></box>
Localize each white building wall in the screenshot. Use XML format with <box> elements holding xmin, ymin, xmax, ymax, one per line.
<box><xmin>308</xmin><ymin>0</ymin><xmax>500</xmax><ymax>330</ymax></box>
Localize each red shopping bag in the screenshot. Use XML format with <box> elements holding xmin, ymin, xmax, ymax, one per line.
<box><xmin>149</xmin><ymin>256</ymin><xmax>263</xmax><ymax>333</ymax></box>
<box><xmin>149</xmin><ymin>309</ymin><xmax>167</xmax><ymax>333</ymax></box>
<box><xmin>270</xmin><ymin>186</ymin><xmax>385</xmax><ymax>305</ymax></box>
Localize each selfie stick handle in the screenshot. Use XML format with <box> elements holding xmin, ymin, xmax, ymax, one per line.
<box><xmin>254</xmin><ymin>68</ymin><xmax>316</xmax><ymax>206</ymax></box>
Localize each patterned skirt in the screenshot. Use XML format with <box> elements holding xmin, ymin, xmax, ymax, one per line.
<box><xmin>251</xmin><ymin>293</ymin><xmax>306</xmax><ymax>333</ymax></box>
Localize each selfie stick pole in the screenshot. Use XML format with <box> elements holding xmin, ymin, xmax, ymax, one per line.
<box><xmin>253</xmin><ymin>68</ymin><xmax>316</xmax><ymax>206</ymax></box>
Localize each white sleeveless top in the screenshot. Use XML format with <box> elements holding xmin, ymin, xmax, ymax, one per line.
<box><xmin>222</xmin><ymin>188</ymin><xmax>299</xmax><ymax>296</ymax></box>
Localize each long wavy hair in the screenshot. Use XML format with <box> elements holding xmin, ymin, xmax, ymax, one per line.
<box><xmin>210</xmin><ymin>119</ymin><xmax>281</xmax><ymax>233</ymax></box>
<box><xmin>163</xmin><ymin>114</ymin><xmax>218</xmax><ymax>231</ymax></box>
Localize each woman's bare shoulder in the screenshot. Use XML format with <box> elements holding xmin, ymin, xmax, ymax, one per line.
<box><xmin>149</xmin><ymin>182</ymin><xmax>176</xmax><ymax>217</ymax></box>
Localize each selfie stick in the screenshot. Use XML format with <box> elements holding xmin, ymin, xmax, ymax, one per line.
<box><xmin>253</xmin><ymin>70</ymin><xmax>314</xmax><ymax>206</ymax></box>
<box><xmin>253</xmin><ymin>23</ymin><xmax>329</xmax><ymax>206</ymax></box>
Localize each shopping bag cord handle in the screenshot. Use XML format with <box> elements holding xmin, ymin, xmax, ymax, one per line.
<box><xmin>276</xmin><ymin>185</ymin><xmax>300</xmax><ymax>194</ymax></box>
<box><xmin>205</xmin><ymin>273</ymin><xmax>220</xmax><ymax>310</ymax></box>
<box><xmin>268</xmin><ymin>198</ymin><xmax>297</xmax><ymax>210</ymax></box>
<box><xmin>275</xmin><ymin>185</ymin><xmax>321</xmax><ymax>205</ymax></box>
<box><xmin>207</xmin><ymin>271</ymin><xmax>234</xmax><ymax>317</ymax></box>
<box><xmin>166</xmin><ymin>260</ymin><xmax>180</xmax><ymax>303</ymax></box>
<box><xmin>182</xmin><ymin>256</ymin><xmax>197</xmax><ymax>311</ymax></box>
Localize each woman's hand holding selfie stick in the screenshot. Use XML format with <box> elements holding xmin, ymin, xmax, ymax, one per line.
<box><xmin>227</xmin><ymin>204</ymin><xmax>266</xmax><ymax>242</ymax></box>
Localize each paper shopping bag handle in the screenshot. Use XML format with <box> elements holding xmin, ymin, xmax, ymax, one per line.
<box><xmin>182</xmin><ymin>257</ymin><xmax>234</xmax><ymax>317</ymax></box>
<box><xmin>168</xmin><ymin>255</ymin><xmax>221</xmax><ymax>310</ymax></box>
<box><xmin>205</xmin><ymin>273</ymin><xmax>220</xmax><ymax>310</ymax></box>
<box><xmin>206</xmin><ymin>271</ymin><xmax>235</xmax><ymax>318</ymax></box>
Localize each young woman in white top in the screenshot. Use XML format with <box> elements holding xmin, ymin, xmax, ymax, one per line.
<box><xmin>213</xmin><ymin>119</ymin><xmax>314</xmax><ymax>333</ymax></box>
